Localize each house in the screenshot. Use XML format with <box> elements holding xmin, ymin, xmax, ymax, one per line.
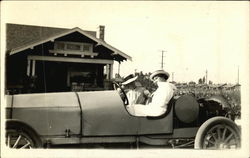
<box><xmin>5</xmin><ymin>23</ymin><xmax>132</xmax><ymax>94</ymax></box>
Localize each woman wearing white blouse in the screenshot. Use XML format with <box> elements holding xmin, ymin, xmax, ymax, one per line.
<box><xmin>126</xmin><ymin>70</ymin><xmax>176</xmax><ymax>117</ymax></box>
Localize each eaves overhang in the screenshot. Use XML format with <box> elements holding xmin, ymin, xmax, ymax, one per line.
<box><xmin>8</xmin><ymin>27</ymin><xmax>132</xmax><ymax>61</ymax></box>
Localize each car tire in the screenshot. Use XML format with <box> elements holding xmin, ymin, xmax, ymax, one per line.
<box><xmin>6</xmin><ymin>123</ymin><xmax>42</xmax><ymax>148</ymax></box>
<box><xmin>194</xmin><ymin>116</ymin><xmax>241</xmax><ymax>149</ymax></box>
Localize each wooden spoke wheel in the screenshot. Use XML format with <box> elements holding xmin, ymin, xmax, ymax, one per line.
<box><xmin>195</xmin><ymin>117</ymin><xmax>241</xmax><ymax>149</ymax></box>
<box><xmin>6</xmin><ymin>123</ymin><xmax>42</xmax><ymax>149</ymax></box>
<box><xmin>6</xmin><ymin>129</ymin><xmax>35</xmax><ymax>149</ymax></box>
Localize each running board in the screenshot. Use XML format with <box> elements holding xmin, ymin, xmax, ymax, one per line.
<box><xmin>139</xmin><ymin>127</ymin><xmax>198</xmax><ymax>145</ymax></box>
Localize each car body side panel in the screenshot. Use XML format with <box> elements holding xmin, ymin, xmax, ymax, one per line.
<box><xmin>138</xmin><ymin>107</ymin><xmax>173</xmax><ymax>135</ymax></box>
<box><xmin>11</xmin><ymin>92</ymin><xmax>81</xmax><ymax>136</ymax></box>
<box><xmin>78</xmin><ymin>91</ymin><xmax>139</xmax><ymax>136</ymax></box>
<box><xmin>6</xmin><ymin>95</ymin><xmax>13</xmax><ymax>119</ymax></box>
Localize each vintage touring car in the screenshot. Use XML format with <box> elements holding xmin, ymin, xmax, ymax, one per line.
<box><xmin>5</xmin><ymin>83</ymin><xmax>241</xmax><ymax>149</ymax></box>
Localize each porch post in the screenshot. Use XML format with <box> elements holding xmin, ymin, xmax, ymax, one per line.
<box><xmin>31</xmin><ymin>60</ymin><xmax>36</xmax><ymax>76</ymax></box>
<box><xmin>106</xmin><ymin>64</ymin><xmax>110</xmax><ymax>79</ymax></box>
<box><xmin>118</xmin><ymin>62</ymin><xmax>120</xmax><ymax>75</ymax></box>
<box><xmin>110</xmin><ymin>64</ymin><xmax>113</xmax><ymax>79</ymax></box>
<box><xmin>27</xmin><ymin>59</ymin><xmax>31</xmax><ymax>76</ymax></box>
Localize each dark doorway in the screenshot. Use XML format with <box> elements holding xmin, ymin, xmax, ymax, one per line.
<box><xmin>36</xmin><ymin>61</ymin><xmax>68</xmax><ymax>92</ymax></box>
<box><xmin>46</xmin><ymin>61</ymin><xmax>68</xmax><ymax>92</ymax></box>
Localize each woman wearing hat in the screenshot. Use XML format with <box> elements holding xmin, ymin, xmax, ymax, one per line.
<box><xmin>122</xmin><ymin>75</ymin><xmax>150</xmax><ymax>105</ymax></box>
<box><xmin>126</xmin><ymin>70</ymin><xmax>176</xmax><ymax>117</ymax></box>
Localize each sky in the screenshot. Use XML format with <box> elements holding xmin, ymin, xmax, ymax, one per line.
<box><xmin>1</xmin><ymin>1</ymin><xmax>249</xmax><ymax>84</ymax></box>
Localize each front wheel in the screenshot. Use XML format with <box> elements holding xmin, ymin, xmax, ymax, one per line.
<box><xmin>194</xmin><ymin>117</ymin><xmax>241</xmax><ymax>149</ymax></box>
<box><xmin>6</xmin><ymin>125</ymin><xmax>42</xmax><ymax>149</ymax></box>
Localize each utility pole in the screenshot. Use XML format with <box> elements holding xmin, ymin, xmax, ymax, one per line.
<box><xmin>205</xmin><ymin>69</ymin><xmax>208</xmax><ymax>84</ymax></box>
<box><xmin>172</xmin><ymin>72</ymin><xmax>174</xmax><ymax>82</ymax></box>
<box><xmin>237</xmin><ymin>66</ymin><xmax>239</xmax><ymax>84</ymax></box>
<box><xmin>159</xmin><ymin>50</ymin><xmax>167</xmax><ymax>70</ymax></box>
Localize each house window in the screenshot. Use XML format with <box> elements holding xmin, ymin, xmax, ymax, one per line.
<box><xmin>54</xmin><ymin>41</ymin><xmax>93</xmax><ymax>52</ymax></box>
<box><xmin>56</xmin><ymin>43</ymin><xmax>65</xmax><ymax>50</ymax></box>
<box><xmin>66</xmin><ymin>43</ymin><xmax>81</xmax><ymax>51</ymax></box>
<box><xmin>83</xmin><ymin>45</ymin><xmax>91</xmax><ymax>51</ymax></box>
<box><xmin>52</xmin><ymin>41</ymin><xmax>97</xmax><ymax>57</ymax></box>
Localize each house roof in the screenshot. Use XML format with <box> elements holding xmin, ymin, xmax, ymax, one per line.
<box><xmin>6</xmin><ymin>23</ymin><xmax>132</xmax><ymax>61</ymax></box>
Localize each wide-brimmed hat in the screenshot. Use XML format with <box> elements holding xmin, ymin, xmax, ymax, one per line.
<box><xmin>122</xmin><ymin>75</ymin><xmax>138</xmax><ymax>85</ymax></box>
<box><xmin>149</xmin><ymin>70</ymin><xmax>170</xmax><ymax>81</ymax></box>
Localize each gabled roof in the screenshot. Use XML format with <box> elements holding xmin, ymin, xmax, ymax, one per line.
<box><xmin>6</xmin><ymin>23</ymin><xmax>96</xmax><ymax>51</ymax></box>
<box><xmin>6</xmin><ymin>23</ymin><xmax>132</xmax><ymax>61</ymax></box>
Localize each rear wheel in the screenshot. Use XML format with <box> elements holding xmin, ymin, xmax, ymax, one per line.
<box><xmin>194</xmin><ymin>117</ymin><xmax>240</xmax><ymax>149</ymax></box>
<box><xmin>6</xmin><ymin>124</ymin><xmax>42</xmax><ymax>149</ymax></box>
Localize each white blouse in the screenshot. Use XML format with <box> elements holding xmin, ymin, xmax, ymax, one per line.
<box><xmin>126</xmin><ymin>81</ymin><xmax>175</xmax><ymax>117</ymax></box>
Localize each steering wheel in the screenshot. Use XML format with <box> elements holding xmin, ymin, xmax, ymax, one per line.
<box><xmin>113</xmin><ymin>82</ymin><xmax>129</xmax><ymax>105</ymax></box>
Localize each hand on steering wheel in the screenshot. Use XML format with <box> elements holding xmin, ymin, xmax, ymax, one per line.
<box><xmin>113</xmin><ymin>82</ymin><xmax>129</xmax><ymax>105</ymax></box>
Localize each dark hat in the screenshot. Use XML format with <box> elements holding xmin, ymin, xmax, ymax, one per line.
<box><xmin>150</xmin><ymin>70</ymin><xmax>170</xmax><ymax>81</ymax></box>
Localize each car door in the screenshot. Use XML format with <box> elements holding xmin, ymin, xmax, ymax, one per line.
<box><xmin>78</xmin><ymin>90</ymin><xmax>139</xmax><ymax>136</ymax></box>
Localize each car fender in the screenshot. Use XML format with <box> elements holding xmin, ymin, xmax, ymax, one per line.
<box><xmin>205</xmin><ymin>95</ymin><xmax>230</xmax><ymax>109</ymax></box>
<box><xmin>6</xmin><ymin>119</ymin><xmax>43</xmax><ymax>145</ymax></box>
